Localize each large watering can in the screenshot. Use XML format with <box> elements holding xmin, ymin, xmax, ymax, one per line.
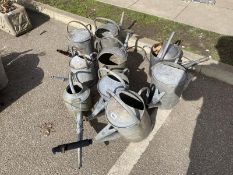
<box><xmin>0</xmin><ymin>57</ymin><xmax>8</xmax><ymax>90</ymax></box>
<box><xmin>150</xmin><ymin>57</ymin><xmax>208</xmax><ymax>109</ymax></box>
<box><xmin>69</xmin><ymin>53</ymin><xmax>98</xmax><ymax>87</ymax></box>
<box><xmin>89</xmin><ymin>68</ymin><xmax>129</xmax><ymax>119</ymax></box>
<box><xmin>63</xmin><ymin>73</ymin><xmax>92</xmax><ymax>115</ymax></box>
<box><xmin>95</xmin><ymin>89</ymin><xmax>152</xmax><ymax>142</ymax></box>
<box><xmin>94</xmin><ymin>12</ymin><xmax>125</xmax><ymax>50</ymax></box>
<box><xmin>97</xmin><ymin>37</ymin><xmax>128</xmax><ymax>77</ymax></box>
<box><xmin>67</xmin><ymin>21</ymin><xmax>93</xmax><ymax>55</ymax></box>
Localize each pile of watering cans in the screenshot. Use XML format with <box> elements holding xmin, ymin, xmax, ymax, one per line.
<box><xmin>52</xmin><ymin>13</ymin><xmax>208</xmax><ymax>168</ymax></box>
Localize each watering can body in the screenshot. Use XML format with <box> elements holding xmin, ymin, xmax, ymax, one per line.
<box><xmin>104</xmin><ymin>90</ymin><xmax>152</xmax><ymax>142</ymax></box>
<box><xmin>63</xmin><ymin>82</ymin><xmax>92</xmax><ymax>116</ymax></box>
<box><xmin>150</xmin><ymin>42</ymin><xmax>183</xmax><ymax>68</ymax></box>
<box><xmin>0</xmin><ymin>58</ymin><xmax>8</xmax><ymax>90</ymax></box>
<box><xmin>151</xmin><ymin>62</ymin><xmax>188</xmax><ymax>109</ymax></box>
<box><xmin>67</xmin><ymin>21</ymin><xmax>94</xmax><ymax>55</ymax></box>
<box><xmin>69</xmin><ymin>54</ymin><xmax>97</xmax><ymax>87</ymax></box>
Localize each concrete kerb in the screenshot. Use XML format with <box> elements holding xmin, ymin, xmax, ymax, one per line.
<box><xmin>18</xmin><ymin>0</ymin><xmax>233</xmax><ymax>86</ymax></box>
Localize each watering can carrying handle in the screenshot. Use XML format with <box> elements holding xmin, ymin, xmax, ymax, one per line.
<box><xmin>68</xmin><ymin>72</ymin><xmax>83</xmax><ymax>94</ymax></box>
<box><xmin>98</xmin><ymin>68</ymin><xmax>126</xmax><ymax>87</ymax></box>
<box><xmin>67</xmin><ymin>21</ymin><xmax>92</xmax><ymax>36</ymax></box>
<box><xmin>94</xmin><ymin>17</ymin><xmax>120</xmax><ymax>32</ymax></box>
<box><xmin>107</xmin><ymin>90</ymin><xmax>140</xmax><ymax>120</ymax></box>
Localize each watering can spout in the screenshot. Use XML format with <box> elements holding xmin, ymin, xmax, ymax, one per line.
<box><xmin>119</xmin><ymin>11</ymin><xmax>125</xmax><ymax>27</ymax></box>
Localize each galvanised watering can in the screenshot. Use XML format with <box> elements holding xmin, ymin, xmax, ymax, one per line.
<box><xmin>97</xmin><ymin>37</ymin><xmax>128</xmax><ymax>77</ymax></box>
<box><xmin>95</xmin><ymin>89</ymin><xmax>152</xmax><ymax>143</ymax></box>
<box><xmin>63</xmin><ymin>73</ymin><xmax>92</xmax><ymax>115</ymax></box>
<box><xmin>89</xmin><ymin>68</ymin><xmax>129</xmax><ymax>120</ymax></box>
<box><xmin>69</xmin><ymin>53</ymin><xmax>98</xmax><ymax>87</ymax></box>
<box><xmin>0</xmin><ymin>57</ymin><xmax>8</xmax><ymax>90</ymax></box>
<box><xmin>94</xmin><ymin>12</ymin><xmax>125</xmax><ymax>50</ymax></box>
<box><xmin>67</xmin><ymin>21</ymin><xmax>93</xmax><ymax>55</ymax></box>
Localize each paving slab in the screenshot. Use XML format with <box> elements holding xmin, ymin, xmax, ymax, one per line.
<box><xmin>130</xmin><ymin>74</ymin><xmax>233</xmax><ymax>175</ymax></box>
<box><xmin>98</xmin><ymin>0</ymin><xmax>138</xmax><ymax>8</ymax></box>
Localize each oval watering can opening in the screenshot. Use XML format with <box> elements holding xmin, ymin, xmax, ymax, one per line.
<box><xmin>99</xmin><ymin>53</ymin><xmax>118</xmax><ymax>65</ymax></box>
<box><xmin>67</xmin><ymin>85</ymin><xmax>82</xmax><ymax>94</ymax></box>
<box><xmin>108</xmin><ymin>75</ymin><xmax>129</xmax><ymax>85</ymax></box>
<box><xmin>119</xmin><ymin>93</ymin><xmax>144</xmax><ymax>110</ymax></box>
<box><xmin>96</xmin><ymin>28</ymin><xmax>111</xmax><ymax>38</ymax></box>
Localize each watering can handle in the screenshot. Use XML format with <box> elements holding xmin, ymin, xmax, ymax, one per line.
<box><xmin>126</xmin><ymin>45</ymin><xmax>149</xmax><ymax>61</ymax></box>
<box><xmin>107</xmin><ymin>90</ymin><xmax>139</xmax><ymax>120</ymax></box>
<box><xmin>68</xmin><ymin>72</ymin><xmax>83</xmax><ymax>94</ymax></box>
<box><xmin>98</xmin><ymin>68</ymin><xmax>126</xmax><ymax>87</ymax></box>
<box><xmin>94</xmin><ymin>17</ymin><xmax>120</xmax><ymax>32</ymax></box>
<box><xmin>67</xmin><ymin>21</ymin><xmax>92</xmax><ymax>36</ymax></box>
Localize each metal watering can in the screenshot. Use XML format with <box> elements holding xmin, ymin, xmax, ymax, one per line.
<box><xmin>95</xmin><ymin>89</ymin><xmax>152</xmax><ymax>142</ymax></box>
<box><xmin>94</xmin><ymin>12</ymin><xmax>125</xmax><ymax>50</ymax></box>
<box><xmin>89</xmin><ymin>68</ymin><xmax>129</xmax><ymax>119</ymax></box>
<box><xmin>67</xmin><ymin>21</ymin><xmax>93</xmax><ymax>55</ymax></box>
<box><xmin>146</xmin><ymin>32</ymin><xmax>183</xmax><ymax>69</ymax></box>
<box><xmin>63</xmin><ymin>73</ymin><xmax>92</xmax><ymax>115</ymax></box>
<box><xmin>0</xmin><ymin>57</ymin><xmax>8</xmax><ymax>90</ymax></box>
<box><xmin>97</xmin><ymin>37</ymin><xmax>128</xmax><ymax>77</ymax></box>
<box><xmin>150</xmin><ymin>57</ymin><xmax>209</xmax><ymax>109</ymax></box>
<box><xmin>69</xmin><ymin>53</ymin><xmax>98</xmax><ymax>87</ymax></box>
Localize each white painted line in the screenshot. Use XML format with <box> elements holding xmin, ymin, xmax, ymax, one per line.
<box><xmin>107</xmin><ymin>109</ymin><xmax>172</xmax><ymax>175</ymax></box>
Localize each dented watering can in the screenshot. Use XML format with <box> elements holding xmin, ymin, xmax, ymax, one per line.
<box><xmin>69</xmin><ymin>53</ymin><xmax>98</xmax><ymax>87</ymax></box>
<box><xmin>89</xmin><ymin>68</ymin><xmax>129</xmax><ymax>119</ymax></box>
<box><xmin>67</xmin><ymin>21</ymin><xmax>93</xmax><ymax>55</ymax></box>
<box><xmin>95</xmin><ymin>89</ymin><xmax>152</xmax><ymax>142</ymax></box>
<box><xmin>63</xmin><ymin>73</ymin><xmax>92</xmax><ymax>115</ymax></box>
<box><xmin>0</xmin><ymin>57</ymin><xmax>8</xmax><ymax>90</ymax></box>
<box><xmin>97</xmin><ymin>37</ymin><xmax>128</xmax><ymax>77</ymax></box>
<box><xmin>94</xmin><ymin>12</ymin><xmax>125</xmax><ymax>50</ymax></box>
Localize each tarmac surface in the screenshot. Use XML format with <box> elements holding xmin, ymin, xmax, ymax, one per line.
<box><xmin>0</xmin><ymin>11</ymin><xmax>233</xmax><ymax>175</ymax></box>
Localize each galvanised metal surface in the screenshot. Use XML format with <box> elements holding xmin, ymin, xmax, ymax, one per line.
<box><xmin>67</xmin><ymin>21</ymin><xmax>93</xmax><ymax>55</ymax></box>
<box><xmin>0</xmin><ymin>56</ymin><xmax>8</xmax><ymax>90</ymax></box>
<box><xmin>103</xmin><ymin>90</ymin><xmax>152</xmax><ymax>142</ymax></box>
<box><xmin>69</xmin><ymin>54</ymin><xmax>98</xmax><ymax>87</ymax></box>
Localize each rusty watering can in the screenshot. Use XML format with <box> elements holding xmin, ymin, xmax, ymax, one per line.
<box><xmin>0</xmin><ymin>57</ymin><xmax>8</xmax><ymax>90</ymax></box>
<box><xmin>146</xmin><ymin>32</ymin><xmax>183</xmax><ymax>69</ymax></box>
<box><xmin>63</xmin><ymin>73</ymin><xmax>92</xmax><ymax>115</ymax></box>
<box><xmin>94</xmin><ymin>12</ymin><xmax>125</xmax><ymax>50</ymax></box>
<box><xmin>97</xmin><ymin>37</ymin><xmax>128</xmax><ymax>77</ymax></box>
<box><xmin>67</xmin><ymin>21</ymin><xmax>93</xmax><ymax>55</ymax></box>
<box><xmin>89</xmin><ymin>68</ymin><xmax>129</xmax><ymax>120</ymax></box>
<box><xmin>95</xmin><ymin>89</ymin><xmax>152</xmax><ymax>143</ymax></box>
<box><xmin>69</xmin><ymin>53</ymin><xmax>98</xmax><ymax>87</ymax></box>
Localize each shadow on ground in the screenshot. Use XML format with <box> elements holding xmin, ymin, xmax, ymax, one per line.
<box><xmin>0</xmin><ymin>50</ymin><xmax>44</xmax><ymax>113</ymax></box>
<box><xmin>183</xmin><ymin>35</ymin><xmax>233</xmax><ymax>174</ymax></box>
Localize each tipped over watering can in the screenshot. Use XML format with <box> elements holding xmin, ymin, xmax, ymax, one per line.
<box><xmin>63</xmin><ymin>73</ymin><xmax>92</xmax><ymax>115</ymax></box>
<box><xmin>147</xmin><ymin>32</ymin><xmax>183</xmax><ymax>68</ymax></box>
<box><xmin>97</xmin><ymin>37</ymin><xmax>128</xmax><ymax>77</ymax></box>
<box><xmin>0</xmin><ymin>57</ymin><xmax>8</xmax><ymax>90</ymax></box>
<box><xmin>67</xmin><ymin>21</ymin><xmax>93</xmax><ymax>55</ymax></box>
<box><xmin>89</xmin><ymin>68</ymin><xmax>129</xmax><ymax>120</ymax></box>
<box><xmin>94</xmin><ymin>12</ymin><xmax>125</xmax><ymax>50</ymax></box>
<box><xmin>69</xmin><ymin>53</ymin><xmax>98</xmax><ymax>87</ymax></box>
<box><xmin>95</xmin><ymin>89</ymin><xmax>152</xmax><ymax>142</ymax></box>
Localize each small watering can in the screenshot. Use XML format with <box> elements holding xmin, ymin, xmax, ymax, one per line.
<box><xmin>63</xmin><ymin>73</ymin><xmax>92</xmax><ymax>115</ymax></box>
<box><xmin>67</xmin><ymin>21</ymin><xmax>93</xmax><ymax>55</ymax></box>
<box><xmin>69</xmin><ymin>53</ymin><xmax>98</xmax><ymax>87</ymax></box>
<box><xmin>97</xmin><ymin>37</ymin><xmax>128</xmax><ymax>77</ymax></box>
<box><xmin>94</xmin><ymin>12</ymin><xmax>125</xmax><ymax>50</ymax></box>
<box><xmin>89</xmin><ymin>68</ymin><xmax>129</xmax><ymax>120</ymax></box>
<box><xmin>0</xmin><ymin>57</ymin><xmax>8</xmax><ymax>90</ymax></box>
<box><xmin>95</xmin><ymin>89</ymin><xmax>152</xmax><ymax>142</ymax></box>
<box><xmin>150</xmin><ymin>57</ymin><xmax>208</xmax><ymax>109</ymax></box>
<box><xmin>146</xmin><ymin>32</ymin><xmax>183</xmax><ymax>69</ymax></box>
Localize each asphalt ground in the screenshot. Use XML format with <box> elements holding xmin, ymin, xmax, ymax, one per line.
<box><xmin>0</xmin><ymin>11</ymin><xmax>233</xmax><ymax>175</ymax></box>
